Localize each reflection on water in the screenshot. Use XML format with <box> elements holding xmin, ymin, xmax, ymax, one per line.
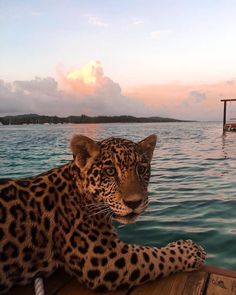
<box><xmin>0</xmin><ymin>122</ymin><xmax>236</xmax><ymax>269</ymax></box>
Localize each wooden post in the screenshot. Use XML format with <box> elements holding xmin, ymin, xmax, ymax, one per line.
<box><xmin>223</xmin><ymin>100</ymin><xmax>227</xmax><ymax>130</ymax></box>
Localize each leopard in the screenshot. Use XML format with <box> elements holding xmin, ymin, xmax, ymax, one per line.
<box><xmin>0</xmin><ymin>134</ymin><xmax>206</xmax><ymax>293</ymax></box>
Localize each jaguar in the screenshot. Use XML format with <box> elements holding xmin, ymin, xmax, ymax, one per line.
<box><xmin>0</xmin><ymin>134</ymin><xmax>206</xmax><ymax>293</ymax></box>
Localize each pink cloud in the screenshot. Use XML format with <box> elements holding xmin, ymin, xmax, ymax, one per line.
<box><xmin>125</xmin><ymin>80</ymin><xmax>236</xmax><ymax>120</ymax></box>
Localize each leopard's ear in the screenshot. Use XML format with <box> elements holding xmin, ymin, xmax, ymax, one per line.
<box><xmin>70</xmin><ymin>135</ymin><xmax>100</xmax><ymax>167</ymax></box>
<box><xmin>138</xmin><ymin>134</ymin><xmax>157</xmax><ymax>162</ymax></box>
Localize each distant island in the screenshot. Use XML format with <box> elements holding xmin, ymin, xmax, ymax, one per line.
<box><xmin>0</xmin><ymin>114</ymin><xmax>188</xmax><ymax>125</ymax></box>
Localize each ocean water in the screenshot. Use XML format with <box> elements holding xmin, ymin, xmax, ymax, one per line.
<box><xmin>0</xmin><ymin>122</ymin><xmax>236</xmax><ymax>270</ymax></box>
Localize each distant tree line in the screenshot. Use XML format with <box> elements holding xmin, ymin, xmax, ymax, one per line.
<box><xmin>0</xmin><ymin>114</ymin><xmax>186</xmax><ymax>125</ymax></box>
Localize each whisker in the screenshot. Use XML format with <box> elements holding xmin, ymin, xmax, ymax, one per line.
<box><xmin>92</xmin><ymin>208</ymin><xmax>111</xmax><ymax>216</ymax></box>
<box><xmin>80</xmin><ymin>202</ymin><xmax>108</xmax><ymax>209</ymax></box>
<box><xmin>109</xmin><ymin>212</ymin><xmax>115</xmax><ymax>223</ymax></box>
<box><xmin>104</xmin><ymin>210</ymin><xmax>113</xmax><ymax>221</ymax></box>
<box><xmin>80</xmin><ymin>203</ymin><xmax>109</xmax><ymax>214</ymax></box>
<box><xmin>87</xmin><ymin>205</ymin><xmax>109</xmax><ymax>213</ymax></box>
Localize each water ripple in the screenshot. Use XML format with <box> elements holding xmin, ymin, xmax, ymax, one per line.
<box><xmin>0</xmin><ymin>122</ymin><xmax>236</xmax><ymax>269</ymax></box>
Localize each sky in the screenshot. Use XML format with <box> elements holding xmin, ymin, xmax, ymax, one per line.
<box><xmin>1</xmin><ymin>0</ymin><xmax>236</xmax><ymax>120</ymax></box>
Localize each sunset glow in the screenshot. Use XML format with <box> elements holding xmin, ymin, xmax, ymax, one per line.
<box><xmin>67</xmin><ymin>61</ymin><xmax>100</xmax><ymax>85</ymax></box>
<box><xmin>1</xmin><ymin>1</ymin><xmax>236</xmax><ymax>120</ymax></box>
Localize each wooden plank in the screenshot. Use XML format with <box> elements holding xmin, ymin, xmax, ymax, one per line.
<box><xmin>7</xmin><ymin>270</ymin><xmax>73</xmax><ymax>295</ymax></box>
<box><xmin>6</xmin><ymin>265</ymin><xmax>236</xmax><ymax>295</ymax></box>
<box><xmin>56</xmin><ymin>278</ymin><xmax>128</xmax><ymax>295</ymax></box>
<box><xmin>203</xmin><ymin>266</ymin><xmax>236</xmax><ymax>279</ymax></box>
<box><xmin>206</xmin><ymin>273</ymin><xmax>236</xmax><ymax>295</ymax></box>
<box><xmin>130</xmin><ymin>271</ymin><xmax>207</xmax><ymax>295</ymax></box>
<box><xmin>45</xmin><ymin>270</ymin><xmax>73</xmax><ymax>295</ymax></box>
<box><xmin>221</xmin><ymin>99</ymin><xmax>236</xmax><ymax>102</ymax></box>
<box><xmin>129</xmin><ymin>273</ymin><xmax>177</xmax><ymax>295</ymax></box>
<box><xmin>7</xmin><ymin>283</ymin><xmax>34</xmax><ymax>295</ymax></box>
<box><xmin>181</xmin><ymin>271</ymin><xmax>208</xmax><ymax>295</ymax></box>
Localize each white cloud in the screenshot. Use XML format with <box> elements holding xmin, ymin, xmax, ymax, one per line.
<box><xmin>132</xmin><ymin>18</ymin><xmax>144</xmax><ymax>26</ymax></box>
<box><xmin>189</xmin><ymin>91</ymin><xmax>207</xmax><ymax>103</ymax></box>
<box><xmin>150</xmin><ymin>30</ymin><xmax>171</xmax><ymax>39</ymax></box>
<box><xmin>0</xmin><ymin>62</ymin><xmax>153</xmax><ymax>117</ymax></box>
<box><xmin>88</xmin><ymin>15</ymin><xmax>108</xmax><ymax>27</ymax></box>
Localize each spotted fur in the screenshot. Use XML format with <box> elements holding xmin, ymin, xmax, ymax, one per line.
<box><xmin>0</xmin><ymin>134</ymin><xmax>206</xmax><ymax>293</ymax></box>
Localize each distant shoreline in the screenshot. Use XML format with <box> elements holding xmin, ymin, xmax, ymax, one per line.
<box><xmin>0</xmin><ymin>114</ymin><xmax>192</xmax><ymax>125</ymax></box>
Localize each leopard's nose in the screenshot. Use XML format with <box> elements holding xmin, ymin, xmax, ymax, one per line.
<box><xmin>124</xmin><ymin>199</ymin><xmax>142</xmax><ymax>210</ymax></box>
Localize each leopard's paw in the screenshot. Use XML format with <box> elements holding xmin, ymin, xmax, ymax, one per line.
<box><xmin>167</xmin><ymin>239</ymin><xmax>206</xmax><ymax>272</ymax></box>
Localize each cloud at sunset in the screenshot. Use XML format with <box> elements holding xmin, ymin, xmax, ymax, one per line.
<box><xmin>0</xmin><ymin>62</ymin><xmax>152</xmax><ymax>117</ymax></box>
<box><xmin>0</xmin><ymin>61</ymin><xmax>236</xmax><ymax>120</ymax></box>
<box><xmin>125</xmin><ymin>80</ymin><xmax>236</xmax><ymax>121</ymax></box>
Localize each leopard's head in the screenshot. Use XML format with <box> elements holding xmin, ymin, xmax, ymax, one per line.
<box><xmin>70</xmin><ymin>134</ymin><xmax>157</xmax><ymax>224</ymax></box>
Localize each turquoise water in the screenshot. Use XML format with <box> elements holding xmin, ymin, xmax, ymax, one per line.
<box><xmin>0</xmin><ymin>122</ymin><xmax>236</xmax><ymax>270</ymax></box>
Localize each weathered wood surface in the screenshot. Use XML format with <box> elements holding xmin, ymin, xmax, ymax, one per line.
<box><xmin>206</xmin><ymin>274</ymin><xmax>236</xmax><ymax>295</ymax></box>
<box><xmin>8</xmin><ymin>265</ymin><xmax>236</xmax><ymax>295</ymax></box>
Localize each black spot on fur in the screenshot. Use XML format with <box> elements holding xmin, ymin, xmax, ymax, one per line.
<box><xmin>115</xmin><ymin>257</ymin><xmax>125</xmax><ymax>269</ymax></box>
<box><xmin>29</xmin><ymin>211</ymin><xmax>36</xmax><ymax>222</ymax></box>
<box><xmin>152</xmin><ymin>251</ymin><xmax>158</xmax><ymax>258</ymax></box>
<box><xmin>87</xmin><ymin>269</ymin><xmax>100</xmax><ymax>280</ymax></box>
<box><xmin>58</xmin><ymin>181</ymin><xmax>67</xmax><ymax>192</ymax></box>
<box><xmin>3</xmin><ymin>242</ymin><xmax>19</xmax><ymax>258</ymax></box>
<box><xmin>101</xmin><ymin>257</ymin><xmax>108</xmax><ymax>266</ymax></box>
<box><xmin>4</xmin><ymin>262</ymin><xmax>23</xmax><ymax>279</ymax></box>
<box><xmin>111</xmin><ymin>241</ymin><xmax>117</xmax><ymax>248</ymax></box>
<box><xmin>10</xmin><ymin>204</ymin><xmax>26</xmax><ymax>222</ymax></box>
<box><xmin>31</xmin><ymin>226</ymin><xmax>38</xmax><ymax>246</ymax></box>
<box><xmin>130</xmin><ymin>269</ymin><xmax>140</xmax><ymax>281</ymax></box>
<box><xmin>121</xmin><ymin>244</ymin><xmax>129</xmax><ymax>254</ymax></box>
<box><xmin>109</xmin><ymin>252</ymin><xmax>117</xmax><ymax>259</ymax></box>
<box><xmin>78</xmin><ymin>237</ymin><xmax>89</xmax><ymax>254</ymax></box>
<box><xmin>104</xmin><ymin>271</ymin><xmax>119</xmax><ymax>283</ymax></box>
<box><xmin>169</xmin><ymin>257</ymin><xmax>175</xmax><ymax>263</ymax></box>
<box><xmin>49</xmin><ymin>186</ymin><xmax>55</xmax><ymax>194</ymax></box>
<box><xmin>44</xmin><ymin>217</ymin><xmax>50</xmax><ymax>231</ymax></box>
<box><xmin>160</xmin><ymin>255</ymin><xmax>165</xmax><ymax>263</ymax></box>
<box><xmin>91</xmin><ymin>257</ymin><xmax>99</xmax><ymax>267</ymax></box>
<box><xmin>18</xmin><ymin>190</ymin><xmax>29</xmax><ymax>206</ymax></box>
<box><xmin>0</xmin><ymin>252</ymin><xmax>8</xmax><ymax>262</ymax></box>
<box><xmin>8</xmin><ymin>221</ymin><xmax>16</xmax><ymax>236</ymax></box>
<box><xmin>159</xmin><ymin>263</ymin><xmax>164</xmax><ymax>271</ymax></box>
<box><xmin>35</xmin><ymin>190</ymin><xmax>45</xmax><ymax>197</ymax></box>
<box><xmin>0</xmin><ymin>228</ymin><xmax>4</xmax><ymax>240</ymax></box>
<box><xmin>88</xmin><ymin>234</ymin><xmax>97</xmax><ymax>242</ymax></box>
<box><xmin>143</xmin><ymin>252</ymin><xmax>150</xmax><ymax>263</ymax></box>
<box><xmin>0</xmin><ymin>185</ymin><xmax>17</xmax><ymax>202</ymax></box>
<box><xmin>0</xmin><ymin>203</ymin><xmax>6</xmax><ymax>223</ymax></box>
<box><xmin>38</xmin><ymin>182</ymin><xmax>47</xmax><ymax>189</ymax></box>
<box><xmin>43</xmin><ymin>195</ymin><xmax>54</xmax><ymax>211</ymax></box>
<box><xmin>93</xmin><ymin>246</ymin><xmax>105</xmax><ymax>254</ymax></box>
<box><xmin>140</xmin><ymin>273</ymin><xmax>150</xmax><ymax>283</ymax></box>
<box><xmin>131</xmin><ymin>252</ymin><xmax>138</xmax><ymax>264</ymax></box>
<box><xmin>70</xmin><ymin>232</ymin><xmax>80</xmax><ymax>248</ymax></box>
<box><xmin>179</xmin><ymin>248</ymin><xmax>184</xmax><ymax>254</ymax></box>
<box><xmin>43</xmin><ymin>261</ymin><xmax>49</xmax><ymax>268</ymax></box>
<box><xmin>149</xmin><ymin>263</ymin><xmax>154</xmax><ymax>271</ymax></box>
<box><xmin>55</xmin><ymin>178</ymin><xmax>62</xmax><ymax>186</ymax></box>
<box><xmin>94</xmin><ymin>285</ymin><xmax>108</xmax><ymax>292</ymax></box>
<box><xmin>101</xmin><ymin>238</ymin><xmax>108</xmax><ymax>246</ymax></box>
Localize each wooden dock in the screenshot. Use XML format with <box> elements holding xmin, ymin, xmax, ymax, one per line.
<box><xmin>221</xmin><ymin>98</ymin><xmax>236</xmax><ymax>131</ymax></box>
<box><xmin>9</xmin><ymin>266</ymin><xmax>236</xmax><ymax>295</ymax></box>
<box><xmin>224</xmin><ymin>123</ymin><xmax>236</xmax><ymax>132</ymax></box>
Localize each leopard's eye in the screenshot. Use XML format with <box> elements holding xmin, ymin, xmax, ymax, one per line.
<box><xmin>136</xmin><ymin>164</ymin><xmax>147</xmax><ymax>175</ymax></box>
<box><xmin>104</xmin><ymin>167</ymin><xmax>116</xmax><ymax>177</ymax></box>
